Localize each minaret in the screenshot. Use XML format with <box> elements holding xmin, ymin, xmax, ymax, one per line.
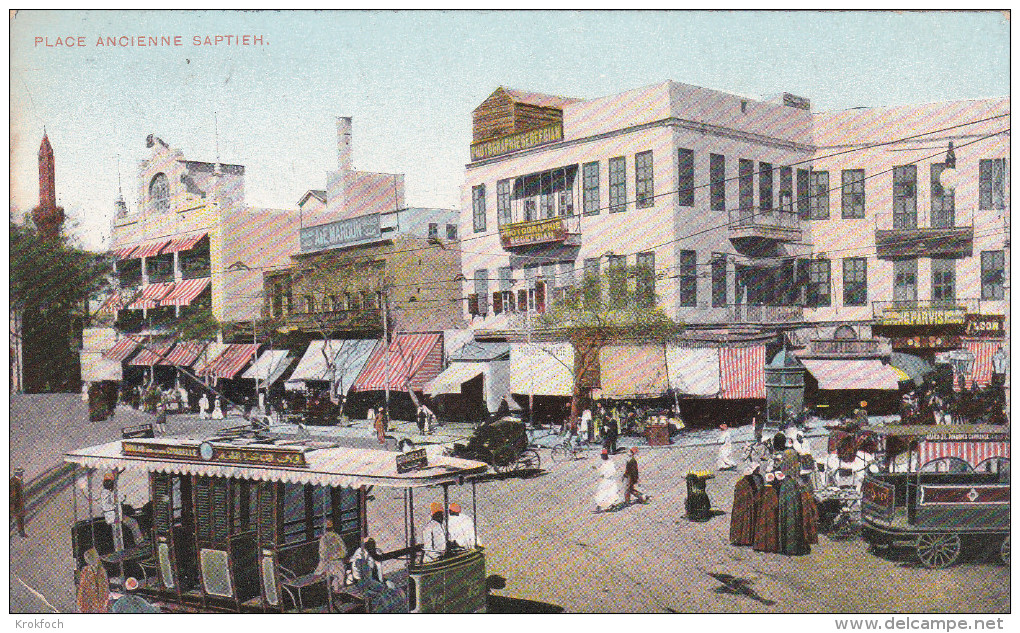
<box><xmin>32</xmin><ymin>131</ymin><xmax>65</xmax><ymax>241</ymax></box>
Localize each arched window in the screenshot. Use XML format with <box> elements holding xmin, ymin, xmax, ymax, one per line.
<box><xmin>833</xmin><ymin>325</ymin><xmax>858</xmax><ymax>340</ymax></box>
<box><xmin>149</xmin><ymin>173</ymin><xmax>170</xmax><ymax>212</ymax></box>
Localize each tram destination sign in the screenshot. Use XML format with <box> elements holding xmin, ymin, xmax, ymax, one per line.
<box><xmin>396</xmin><ymin>447</ymin><xmax>429</xmax><ymax>473</ymax></box>
<box><xmin>123</xmin><ymin>440</ymin><xmax>309</xmax><ymax>468</ymax></box>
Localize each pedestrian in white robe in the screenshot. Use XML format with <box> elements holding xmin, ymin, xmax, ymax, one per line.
<box><xmin>211</xmin><ymin>397</ymin><xmax>224</xmax><ymax>420</ymax></box>
<box><xmin>198</xmin><ymin>394</ymin><xmax>210</xmax><ymax>420</ymax></box>
<box><xmin>594</xmin><ymin>449</ymin><xmax>620</xmax><ymax>512</ymax></box>
<box><xmin>717</xmin><ymin>423</ymin><xmax>736</xmax><ymax>470</ymax></box>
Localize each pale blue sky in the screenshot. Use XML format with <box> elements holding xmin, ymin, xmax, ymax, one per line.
<box><xmin>9</xmin><ymin>10</ymin><xmax>1010</xmax><ymax>250</ymax></box>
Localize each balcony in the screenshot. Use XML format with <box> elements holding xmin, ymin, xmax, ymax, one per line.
<box><xmin>727</xmin><ymin>207</ymin><xmax>802</xmax><ymax>250</ymax></box>
<box><xmin>284</xmin><ymin>309</ymin><xmax>383</xmax><ymax>333</ymax></box>
<box><xmin>871</xmin><ymin>299</ymin><xmax>980</xmax><ymax>327</ymax></box>
<box><xmin>726</xmin><ymin>304</ymin><xmax>804</xmax><ymax>324</ymax></box>
<box><xmin>874</xmin><ymin>209</ymin><xmax>974</xmax><ymax>259</ymax></box>
<box><xmin>802</xmin><ymin>338</ymin><xmax>892</xmax><ymax>358</ymax></box>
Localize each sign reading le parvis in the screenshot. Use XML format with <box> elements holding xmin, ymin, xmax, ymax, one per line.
<box><xmin>300</xmin><ymin>213</ymin><xmax>382</xmax><ymax>252</ymax></box>
<box><xmin>879</xmin><ymin>307</ymin><xmax>966</xmax><ymax>326</ymax></box>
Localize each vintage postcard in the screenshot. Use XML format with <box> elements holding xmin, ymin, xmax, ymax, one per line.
<box><xmin>7</xmin><ymin>8</ymin><xmax>1011</xmax><ymax>624</ymax></box>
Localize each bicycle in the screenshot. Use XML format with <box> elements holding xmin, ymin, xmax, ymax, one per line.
<box><xmin>743</xmin><ymin>435</ymin><xmax>774</xmax><ymax>464</ymax></box>
<box><xmin>551</xmin><ymin>434</ymin><xmax>584</xmax><ymax>463</ymax></box>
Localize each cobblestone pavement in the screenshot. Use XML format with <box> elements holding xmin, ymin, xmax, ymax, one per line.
<box><xmin>8</xmin><ymin>394</ymin><xmax>1010</xmax><ymax>613</ymax></box>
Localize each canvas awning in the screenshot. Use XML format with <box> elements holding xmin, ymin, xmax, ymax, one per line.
<box><xmin>424</xmin><ymin>362</ymin><xmax>487</xmax><ymax>396</ymax></box>
<box><xmin>665</xmin><ymin>346</ymin><xmax>721</xmax><ymax>397</ymax></box>
<box><xmin>81</xmin><ymin>352</ymin><xmax>123</xmax><ymax>382</ymax></box>
<box><xmin>719</xmin><ymin>346</ymin><xmax>766</xmax><ymax>399</ymax></box>
<box><xmin>960</xmin><ymin>340</ymin><xmax>998</xmax><ymax>390</ymax></box>
<box><xmin>289</xmin><ymin>340</ymin><xmax>344</xmax><ymax>383</ymax></box>
<box><xmin>161</xmin><ymin>233</ymin><xmax>207</xmax><ymax>254</ymax></box>
<box><xmin>129</xmin><ymin>342</ymin><xmax>175</xmax><ymax>366</ymax></box>
<box><xmin>126</xmin><ymin>282</ymin><xmax>175</xmax><ymax>310</ymax></box>
<box><xmin>449</xmin><ymin>341</ymin><xmax>510</xmax><ymax>362</ymax></box>
<box><xmin>97</xmin><ymin>291</ymin><xmax>127</xmax><ymax>315</ymax></box>
<box><xmin>112</xmin><ymin>246</ymin><xmax>138</xmax><ymax>260</ymax></box>
<box><xmin>160</xmin><ymin>278</ymin><xmax>211</xmax><ymax>306</ymax></box>
<box><xmin>352</xmin><ymin>333</ymin><xmax>444</xmax><ymax>392</ymax></box>
<box><xmin>598</xmin><ymin>345</ymin><xmax>669</xmax><ymax>398</ymax></box>
<box><xmin>198</xmin><ymin>344</ymin><xmax>260</xmax><ymax>379</ymax></box>
<box><xmin>241</xmin><ymin>350</ymin><xmax>293</xmax><ymax>386</ymax></box>
<box><xmin>890</xmin><ymin>352</ymin><xmax>934</xmax><ymax>387</ymax></box>
<box><xmin>801</xmin><ymin>358</ymin><xmax>900</xmax><ymax>391</ymax></box>
<box><xmin>286</xmin><ymin>340</ymin><xmax>379</xmax><ymax>393</ymax></box>
<box><xmin>102</xmin><ymin>337</ymin><xmax>140</xmax><ymax>362</ymax></box>
<box><xmin>510</xmin><ymin>342</ymin><xmax>574</xmax><ymax>397</ymax></box>
<box><xmin>163</xmin><ymin>341</ymin><xmax>208</xmax><ymax>367</ymax></box>
<box><xmin>133</xmin><ymin>239</ymin><xmax>172</xmax><ymax>259</ymax></box>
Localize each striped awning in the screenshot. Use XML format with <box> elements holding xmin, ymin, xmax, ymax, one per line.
<box><xmin>102</xmin><ymin>337</ymin><xmax>140</xmax><ymax>362</ymax></box>
<box><xmin>129</xmin><ymin>342</ymin><xmax>176</xmax><ymax>366</ymax></box>
<box><xmin>919</xmin><ymin>440</ymin><xmax>1010</xmax><ymax>469</ymax></box>
<box><xmin>599</xmin><ymin>345</ymin><xmax>669</xmax><ymax>398</ymax></box>
<box><xmin>160</xmin><ymin>278</ymin><xmax>211</xmax><ymax>306</ymax></box>
<box><xmin>198</xmin><ymin>343</ymin><xmax>260</xmax><ymax>379</ymax></box>
<box><xmin>719</xmin><ymin>346</ymin><xmax>766</xmax><ymax>399</ymax></box>
<box><xmin>958</xmin><ymin>340</ymin><xmax>998</xmax><ymax>390</ymax></box>
<box><xmin>801</xmin><ymin>358</ymin><xmax>900</xmax><ymax>391</ymax></box>
<box><xmin>352</xmin><ymin>333</ymin><xmax>443</xmax><ymax>392</ymax></box>
<box><xmin>133</xmin><ymin>239</ymin><xmax>172</xmax><ymax>259</ymax></box>
<box><xmin>162</xmin><ymin>233</ymin><xmax>207</xmax><ymax>254</ymax></box>
<box><xmin>112</xmin><ymin>246</ymin><xmax>138</xmax><ymax>260</ymax></box>
<box><xmin>126</xmin><ymin>282</ymin><xmax>175</xmax><ymax>310</ymax></box>
<box><xmin>164</xmin><ymin>341</ymin><xmax>208</xmax><ymax>367</ymax></box>
<box><xmin>97</xmin><ymin>291</ymin><xmax>126</xmax><ymax>315</ymax></box>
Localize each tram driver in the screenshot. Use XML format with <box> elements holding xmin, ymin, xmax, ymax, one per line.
<box><xmin>422</xmin><ymin>502</ymin><xmax>447</xmax><ymax>562</ymax></box>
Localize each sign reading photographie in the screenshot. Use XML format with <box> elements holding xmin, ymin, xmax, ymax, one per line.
<box><xmin>499</xmin><ymin>217</ymin><xmax>568</xmax><ymax>249</ymax></box>
<box><xmin>300</xmin><ymin>213</ymin><xmax>382</xmax><ymax>252</ymax></box>
<box><xmin>470</xmin><ymin>123</ymin><xmax>563</xmax><ymax>161</ymax></box>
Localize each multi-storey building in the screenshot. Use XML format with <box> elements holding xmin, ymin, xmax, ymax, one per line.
<box><xmin>458</xmin><ymin>82</ymin><xmax>1008</xmax><ymax>420</ymax></box>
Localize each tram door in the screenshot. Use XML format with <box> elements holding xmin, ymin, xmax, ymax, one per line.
<box><xmin>151</xmin><ymin>473</ymin><xmax>197</xmax><ymax>596</ymax></box>
<box><xmin>193</xmin><ymin>476</ymin><xmax>260</xmax><ymax>606</ymax></box>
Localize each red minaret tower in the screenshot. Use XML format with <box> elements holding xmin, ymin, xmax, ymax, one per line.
<box><xmin>32</xmin><ymin>131</ymin><xmax>65</xmax><ymax>241</ymax></box>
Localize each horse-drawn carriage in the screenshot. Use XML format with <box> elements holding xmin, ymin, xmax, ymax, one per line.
<box><xmin>450</xmin><ymin>417</ymin><xmax>540</xmax><ymax>474</ymax></box>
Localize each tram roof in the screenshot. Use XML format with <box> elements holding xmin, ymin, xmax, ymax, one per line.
<box><xmin>866</xmin><ymin>424</ymin><xmax>1010</xmax><ymax>441</ymax></box>
<box><xmin>65</xmin><ymin>437</ymin><xmax>488</xmax><ymax>488</ymax></box>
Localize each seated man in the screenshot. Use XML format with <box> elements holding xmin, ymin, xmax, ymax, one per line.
<box><xmin>447</xmin><ymin>502</ymin><xmax>480</xmax><ymax>550</ymax></box>
<box><xmin>349</xmin><ymin>537</ymin><xmax>407</xmax><ymax>613</ymax></box>
<box><xmin>100</xmin><ymin>471</ymin><xmax>146</xmax><ymax>548</ymax></box>
<box><xmin>313</xmin><ymin>519</ymin><xmax>349</xmax><ymax>591</ymax></box>
<box><xmin>350</xmin><ymin>537</ymin><xmax>383</xmax><ymax>584</ymax></box>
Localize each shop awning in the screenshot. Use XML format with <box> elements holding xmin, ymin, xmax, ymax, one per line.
<box><xmin>665</xmin><ymin>346</ymin><xmax>721</xmax><ymax>397</ymax></box>
<box><xmin>112</xmin><ymin>246</ymin><xmax>138</xmax><ymax>260</ymax></box>
<box><xmin>126</xmin><ymin>282</ymin><xmax>175</xmax><ymax>310</ymax></box>
<box><xmin>510</xmin><ymin>342</ymin><xmax>574</xmax><ymax>397</ymax></box>
<box><xmin>198</xmin><ymin>344</ymin><xmax>260</xmax><ymax>379</ymax></box>
<box><xmin>352</xmin><ymin>333</ymin><xmax>444</xmax><ymax>392</ymax></box>
<box><xmin>801</xmin><ymin>358</ymin><xmax>900</xmax><ymax>391</ymax></box>
<box><xmin>96</xmin><ymin>291</ymin><xmax>125</xmax><ymax>315</ymax></box>
<box><xmin>289</xmin><ymin>340</ymin><xmax>345</xmax><ymax>383</ymax></box>
<box><xmin>160</xmin><ymin>278</ymin><xmax>211</xmax><ymax>306</ymax></box>
<box><xmin>599</xmin><ymin>345</ymin><xmax>669</xmax><ymax>399</ymax></box>
<box><xmin>331</xmin><ymin>340</ymin><xmax>378</xmax><ymax>393</ymax></box>
<box><xmin>163</xmin><ymin>341</ymin><xmax>208</xmax><ymax>367</ymax></box>
<box><xmin>287</xmin><ymin>339</ymin><xmax>380</xmax><ymax>392</ymax></box>
<box><xmin>242</xmin><ymin>350</ymin><xmax>294</xmax><ymax>386</ymax></box>
<box><xmin>424</xmin><ymin>362</ymin><xmax>486</xmax><ymax>396</ymax></box>
<box><xmin>129</xmin><ymin>342</ymin><xmax>175</xmax><ymax>366</ymax></box>
<box><xmin>449</xmin><ymin>341</ymin><xmax>510</xmax><ymax>362</ymax></box>
<box><xmin>162</xmin><ymin>233</ymin><xmax>207</xmax><ymax>254</ymax></box>
<box><xmin>719</xmin><ymin>346</ymin><xmax>766</xmax><ymax>399</ymax></box>
<box><xmin>961</xmin><ymin>340</ymin><xmax>998</xmax><ymax>390</ymax></box>
<box><xmin>919</xmin><ymin>439</ymin><xmax>1010</xmax><ymax>469</ymax></box>
<box><xmin>102</xmin><ymin>337</ymin><xmax>141</xmax><ymax>362</ymax></box>
<box><xmin>133</xmin><ymin>239</ymin><xmax>172</xmax><ymax>259</ymax></box>
<box><xmin>81</xmin><ymin>352</ymin><xmax>123</xmax><ymax>382</ymax></box>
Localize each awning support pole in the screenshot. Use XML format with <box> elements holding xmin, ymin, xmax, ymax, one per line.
<box><xmin>442</xmin><ymin>484</ymin><xmax>450</xmax><ymax>550</ymax></box>
<box><xmin>87</xmin><ymin>470</ymin><xmax>97</xmax><ymax>559</ymax></box>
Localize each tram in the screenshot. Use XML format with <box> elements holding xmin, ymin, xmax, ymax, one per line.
<box><xmin>860</xmin><ymin>424</ymin><xmax>1010</xmax><ymax>568</ymax></box>
<box><xmin>66</xmin><ymin>426</ymin><xmax>490</xmax><ymax>613</ymax></box>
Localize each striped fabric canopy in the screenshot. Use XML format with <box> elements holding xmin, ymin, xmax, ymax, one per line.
<box><xmin>198</xmin><ymin>344</ymin><xmax>260</xmax><ymax>379</ymax></box>
<box><xmin>112</xmin><ymin>246</ymin><xmax>138</xmax><ymax>260</ymax></box>
<box><xmin>97</xmin><ymin>291</ymin><xmax>127</xmax><ymax>315</ymax></box>
<box><xmin>129</xmin><ymin>342</ymin><xmax>176</xmax><ymax>366</ymax></box>
<box><xmin>126</xmin><ymin>282</ymin><xmax>175</xmax><ymax>310</ymax></box>
<box><xmin>718</xmin><ymin>346</ymin><xmax>766</xmax><ymax>399</ymax></box>
<box><xmin>352</xmin><ymin>333</ymin><xmax>443</xmax><ymax>392</ymax></box>
<box><xmin>163</xmin><ymin>341</ymin><xmax>208</xmax><ymax>367</ymax></box>
<box><xmin>161</xmin><ymin>233</ymin><xmax>207</xmax><ymax>254</ymax></box>
<box><xmin>133</xmin><ymin>239</ymin><xmax>172</xmax><ymax>259</ymax></box>
<box><xmin>160</xmin><ymin>278</ymin><xmax>211</xmax><ymax>306</ymax></box>
<box><xmin>102</xmin><ymin>337</ymin><xmax>140</xmax><ymax>362</ymax></box>
<box><xmin>958</xmin><ymin>340</ymin><xmax>998</xmax><ymax>390</ymax></box>
<box><xmin>919</xmin><ymin>440</ymin><xmax>1010</xmax><ymax>469</ymax></box>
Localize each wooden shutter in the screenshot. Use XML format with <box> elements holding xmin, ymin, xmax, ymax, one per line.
<box><xmin>493</xmin><ymin>291</ymin><xmax>503</xmax><ymax>315</ymax></box>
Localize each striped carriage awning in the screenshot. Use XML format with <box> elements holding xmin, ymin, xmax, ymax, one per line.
<box><xmin>956</xmin><ymin>340</ymin><xmax>998</xmax><ymax>391</ymax></box>
<box><xmin>128</xmin><ymin>342</ymin><xmax>176</xmax><ymax>366</ymax></box>
<box><xmin>164</xmin><ymin>341</ymin><xmax>209</xmax><ymax>367</ymax></box>
<box><xmin>162</xmin><ymin>232</ymin><xmax>207</xmax><ymax>254</ymax></box>
<box><xmin>102</xmin><ymin>337</ymin><xmax>140</xmax><ymax>362</ymax></box>
<box><xmin>126</xmin><ymin>282</ymin><xmax>175</xmax><ymax>310</ymax></box>
<box><xmin>133</xmin><ymin>239</ymin><xmax>172</xmax><ymax>259</ymax></box>
<box><xmin>112</xmin><ymin>246</ymin><xmax>138</xmax><ymax>260</ymax></box>
<box><xmin>352</xmin><ymin>333</ymin><xmax>443</xmax><ymax>392</ymax></box>
<box><xmin>198</xmin><ymin>343</ymin><xmax>260</xmax><ymax>379</ymax></box>
<box><xmin>160</xmin><ymin>278</ymin><xmax>211</xmax><ymax>306</ymax></box>
<box><xmin>718</xmin><ymin>346</ymin><xmax>766</xmax><ymax>399</ymax></box>
<box><xmin>919</xmin><ymin>440</ymin><xmax>1010</xmax><ymax>469</ymax></box>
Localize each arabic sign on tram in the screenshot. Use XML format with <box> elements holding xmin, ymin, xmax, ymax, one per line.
<box><xmin>123</xmin><ymin>440</ymin><xmax>309</xmax><ymax>468</ymax></box>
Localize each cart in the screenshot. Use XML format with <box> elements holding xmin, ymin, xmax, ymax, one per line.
<box><xmin>860</xmin><ymin>424</ymin><xmax>1009</xmax><ymax>568</ymax></box>
<box><xmin>450</xmin><ymin>417</ymin><xmax>540</xmax><ymax>474</ymax></box>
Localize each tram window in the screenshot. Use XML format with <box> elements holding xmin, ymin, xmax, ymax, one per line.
<box><xmin>976</xmin><ymin>457</ymin><xmax>1010</xmax><ymax>483</ymax></box>
<box><xmin>281</xmin><ymin>484</ymin><xmax>336</xmax><ymax>544</ymax></box>
<box><xmin>230</xmin><ymin>480</ymin><xmax>256</xmax><ymax>534</ymax></box>
<box><xmin>171</xmin><ymin>477</ymin><xmax>183</xmax><ymax>522</ymax></box>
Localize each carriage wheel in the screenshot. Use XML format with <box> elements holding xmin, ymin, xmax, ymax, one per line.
<box><xmin>491</xmin><ymin>447</ymin><xmax>515</xmax><ymax>473</ymax></box>
<box><xmin>916</xmin><ymin>533</ymin><xmax>961</xmax><ymax>569</ymax></box>
<box><xmin>516</xmin><ymin>449</ymin><xmax>541</xmax><ymax>471</ymax></box>
<box><xmin>551</xmin><ymin>445</ymin><xmax>570</xmax><ymax>463</ymax></box>
<box><xmin>1000</xmin><ymin>536</ymin><xmax>1010</xmax><ymax>566</ymax></box>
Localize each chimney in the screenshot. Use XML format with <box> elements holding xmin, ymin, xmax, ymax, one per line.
<box><xmin>337</xmin><ymin>116</ymin><xmax>353</xmax><ymax>174</ymax></box>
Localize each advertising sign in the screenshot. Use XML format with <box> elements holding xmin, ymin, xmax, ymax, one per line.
<box><xmin>499</xmin><ymin>217</ymin><xmax>568</xmax><ymax>249</ymax></box>
<box><xmin>965</xmin><ymin>314</ymin><xmax>1005</xmax><ymax>337</ymax></box>
<box><xmin>470</xmin><ymin>123</ymin><xmax>563</xmax><ymax>161</ymax></box>
<box><xmin>878</xmin><ymin>307</ymin><xmax>966</xmax><ymax>326</ymax></box>
<box><xmin>300</xmin><ymin>213</ymin><xmax>382</xmax><ymax>252</ymax></box>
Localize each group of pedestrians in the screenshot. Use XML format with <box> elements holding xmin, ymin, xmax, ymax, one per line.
<box><xmin>594</xmin><ymin>447</ymin><xmax>647</xmax><ymax>513</ymax></box>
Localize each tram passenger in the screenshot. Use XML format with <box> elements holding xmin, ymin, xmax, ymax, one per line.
<box><xmin>447</xmin><ymin>502</ymin><xmax>479</xmax><ymax>550</ymax></box>
<box><xmin>314</xmin><ymin>519</ymin><xmax>349</xmax><ymax>591</ymax></box>
<box><xmin>350</xmin><ymin>537</ymin><xmax>383</xmax><ymax>583</ymax></box>
<box><xmin>421</xmin><ymin>502</ymin><xmax>447</xmax><ymax>562</ymax></box>
<box><xmin>101</xmin><ymin>471</ymin><xmax>146</xmax><ymax>547</ymax></box>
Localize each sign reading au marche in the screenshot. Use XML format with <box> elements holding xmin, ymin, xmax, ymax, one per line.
<box><xmin>300</xmin><ymin>213</ymin><xmax>382</xmax><ymax>252</ymax></box>
<box><xmin>471</xmin><ymin>123</ymin><xmax>564</xmax><ymax>161</ymax></box>
<box><xmin>499</xmin><ymin>217</ymin><xmax>568</xmax><ymax>248</ymax></box>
